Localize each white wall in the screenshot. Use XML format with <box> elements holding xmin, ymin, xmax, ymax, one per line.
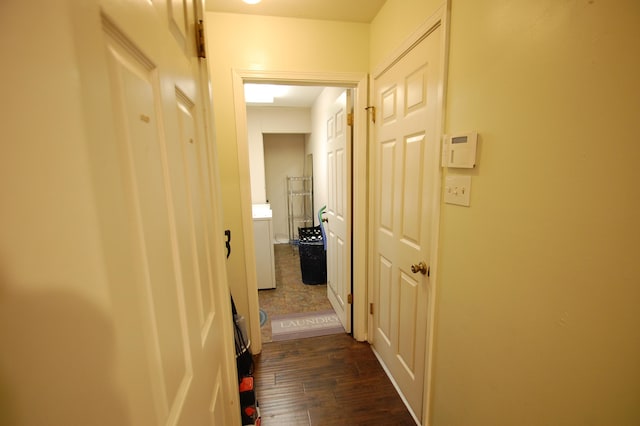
<box><xmin>306</xmin><ymin>87</ymin><xmax>347</xmax><ymax>216</ymax></box>
<box><xmin>247</xmin><ymin>107</ymin><xmax>311</xmax><ymax>203</ymax></box>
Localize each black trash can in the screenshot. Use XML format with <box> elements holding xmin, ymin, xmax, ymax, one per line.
<box><xmin>298</xmin><ymin>226</ymin><xmax>326</xmax><ymax>285</ymax></box>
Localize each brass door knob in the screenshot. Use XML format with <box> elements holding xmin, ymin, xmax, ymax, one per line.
<box><xmin>411</xmin><ymin>261</ymin><xmax>428</xmax><ymax>275</ymax></box>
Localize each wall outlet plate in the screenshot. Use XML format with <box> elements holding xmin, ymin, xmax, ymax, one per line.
<box><xmin>444</xmin><ymin>175</ymin><xmax>471</xmax><ymax>206</ymax></box>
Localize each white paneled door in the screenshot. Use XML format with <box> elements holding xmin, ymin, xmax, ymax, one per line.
<box><xmin>371</xmin><ymin>18</ymin><xmax>444</xmax><ymax>423</ymax></box>
<box><xmin>326</xmin><ymin>90</ymin><xmax>352</xmax><ymax>333</ymax></box>
<box><xmin>2</xmin><ymin>0</ymin><xmax>237</xmax><ymax>424</ymax></box>
<box><xmin>101</xmin><ymin>1</ymin><xmax>235</xmax><ymax>425</ymax></box>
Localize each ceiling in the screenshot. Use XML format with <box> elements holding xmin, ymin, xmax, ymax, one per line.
<box><xmin>245</xmin><ymin>85</ymin><xmax>326</xmax><ymax>108</ymax></box>
<box><xmin>205</xmin><ymin>0</ymin><xmax>387</xmax><ymax>23</ymax></box>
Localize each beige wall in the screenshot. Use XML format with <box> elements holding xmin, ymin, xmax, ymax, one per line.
<box><xmin>374</xmin><ymin>0</ymin><xmax>640</xmax><ymax>424</ymax></box>
<box><xmin>207</xmin><ymin>1</ymin><xmax>640</xmax><ymax>423</ymax></box>
<box><xmin>205</xmin><ymin>12</ymin><xmax>369</xmax><ymax>325</ymax></box>
<box><xmin>369</xmin><ymin>0</ymin><xmax>445</xmax><ymax>68</ymax></box>
<box><xmin>1</xmin><ymin>2</ymin><xmax>124</xmax><ymax>424</ymax></box>
<box><xmin>263</xmin><ymin>134</ymin><xmax>306</xmax><ymax>242</ymax></box>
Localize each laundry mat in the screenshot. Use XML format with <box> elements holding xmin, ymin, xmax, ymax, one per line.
<box><xmin>270</xmin><ymin>310</ymin><xmax>344</xmax><ymax>342</ymax></box>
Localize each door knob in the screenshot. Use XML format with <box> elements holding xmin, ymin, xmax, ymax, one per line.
<box><xmin>411</xmin><ymin>261</ymin><xmax>428</xmax><ymax>275</ymax></box>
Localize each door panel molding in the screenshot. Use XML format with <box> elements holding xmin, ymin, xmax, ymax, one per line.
<box><xmin>368</xmin><ymin>5</ymin><xmax>448</xmax><ymax>424</ymax></box>
<box><xmin>102</xmin><ymin>1</ymin><xmax>238</xmax><ymax>423</ymax></box>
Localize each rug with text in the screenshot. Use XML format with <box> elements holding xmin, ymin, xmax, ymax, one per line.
<box><xmin>270</xmin><ymin>309</ymin><xmax>344</xmax><ymax>342</ymax></box>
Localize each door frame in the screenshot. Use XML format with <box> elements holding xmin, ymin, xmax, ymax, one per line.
<box><xmin>367</xmin><ymin>5</ymin><xmax>449</xmax><ymax>423</ymax></box>
<box><xmin>231</xmin><ymin>70</ymin><xmax>369</xmax><ymax>352</ymax></box>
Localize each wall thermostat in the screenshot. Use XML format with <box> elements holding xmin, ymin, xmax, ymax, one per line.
<box><xmin>442</xmin><ymin>131</ymin><xmax>478</xmax><ymax>168</ymax></box>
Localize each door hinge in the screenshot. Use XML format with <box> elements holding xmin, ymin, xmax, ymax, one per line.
<box><xmin>369</xmin><ymin>303</ymin><xmax>374</xmax><ymax>315</ymax></box>
<box><xmin>365</xmin><ymin>106</ymin><xmax>376</xmax><ymax>123</ymax></box>
<box><xmin>347</xmin><ymin>294</ymin><xmax>353</xmax><ymax>304</ymax></box>
<box><xmin>196</xmin><ymin>20</ymin><xmax>206</xmax><ymax>59</ymax></box>
<box><xmin>347</xmin><ymin>112</ymin><xmax>353</xmax><ymax>126</ymax></box>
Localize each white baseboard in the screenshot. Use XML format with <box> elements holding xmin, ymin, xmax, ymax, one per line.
<box><xmin>370</xmin><ymin>346</ymin><xmax>421</xmax><ymax>426</ymax></box>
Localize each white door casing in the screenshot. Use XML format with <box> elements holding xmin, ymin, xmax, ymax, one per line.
<box><xmin>101</xmin><ymin>1</ymin><xmax>237</xmax><ymax>424</ymax></box>
<box><xmin>326</xmin><ymin>90</ymin><xmax>352</xmax><ymax>333</ymax></box>
<box><xmin>370</xmin><ymin>15</ymin><xmax>445</xmax><ymax>423</ymax></box>
<box><xmin>230</xmin><ymin>70</ymin><xmax>368</xmax><ymax>345</ymax></box>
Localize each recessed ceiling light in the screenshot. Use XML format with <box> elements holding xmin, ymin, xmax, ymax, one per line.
<box><xmin>243</xmin><ymin>0</ymin><xmax>261</xmax><ymax>4</ymax></box>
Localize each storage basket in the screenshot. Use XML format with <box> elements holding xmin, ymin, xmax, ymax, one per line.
<box><xmin>297</xmin><ymin>226</ymin><xmax>326</xmax><ymax>285</ymax></box>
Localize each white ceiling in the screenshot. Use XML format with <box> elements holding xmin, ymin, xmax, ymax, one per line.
<box><xmin>205</xmin><ymin>0</ymin><xmax>387</xmax><ymax>23</ymax></box>
<box><xmin>245</xmin><ymin>85</ymin><xmax>326</xmax><ymax>108</ymax></box>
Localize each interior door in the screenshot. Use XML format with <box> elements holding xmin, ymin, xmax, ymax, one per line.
<box><xmin>371</xmin><ymin>21</ymin><xmax>444</xmax><ymax>422</ymax></box>
<box><xmin>326</xmin><ymin>90</ymin><xmax>352</xmax><ymax>333</ymax></box>
<box><xmin>101</xmin><ymin>1</ymin><xmax>235</xmax><ymax>424</ymax></box>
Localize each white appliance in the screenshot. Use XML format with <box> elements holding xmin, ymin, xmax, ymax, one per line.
<box><xmin>252</xmin><ymin>204</ymin><xmax>276</xmax><ymax>289</ymax></box>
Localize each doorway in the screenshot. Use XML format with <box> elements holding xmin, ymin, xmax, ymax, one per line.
<box><xmin>244</xmin><ymin>84</ymin><xmax>350</xmax><ymax>343</ymax></box>
<box><xmin>231</xmin><ymin>70</ymin><xmax>368</xmax><ymax>352</ymax></box>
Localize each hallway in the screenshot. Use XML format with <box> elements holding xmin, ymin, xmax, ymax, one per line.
<box><xmin>254</xmin><ymin>244</ymin><xmax>415</xmax><ymax>424</ymax></box>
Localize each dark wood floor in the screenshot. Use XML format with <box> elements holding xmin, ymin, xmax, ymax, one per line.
<box><xmin>254</xmin><ymin>333</ymin><xmax>417</xmax><ymax>426</ymax></box>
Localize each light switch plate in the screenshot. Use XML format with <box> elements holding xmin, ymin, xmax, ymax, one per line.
<box><xmin>444</xmin><ymin>175</ymin><xmax>471</xmax><ymax>206</ymax></box>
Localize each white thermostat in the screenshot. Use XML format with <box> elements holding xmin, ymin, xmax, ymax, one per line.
<box><xmin>442</xmin><ymin>131</ymin><xmax>478</xmax><ymax>168</ymax></box>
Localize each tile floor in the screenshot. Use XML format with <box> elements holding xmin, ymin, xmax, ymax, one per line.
<box><xmin>258</xmin><ymin>243</ymin><xmax>333</xmax><ymax>343</ymax></box>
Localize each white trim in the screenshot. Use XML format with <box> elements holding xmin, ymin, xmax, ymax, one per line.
<box><xmin>231</xmin><ymin>69</ymin><xmax>369</xmax><ymax>348</ymax></box>
<box><xmin>351</xmin><ymin>76</ymin><xmax>369</xmax><ymax>343</ymax></box>
<box><xmin>371</xmin><ymin>347</ymin><xmax>420</xmax><ymax>425</ymax></box>
<box><xmin>372</xmin><ymin>5</ymin><xmax>446</xmax><ymax>80</ymax></box>
<box><xmin>235</xmin><ymin>69</ymin><xmax>366</xmax><ymax>87</ymax></box>
<box><xmin>231</xmin><ymin>71</ymin><xmax>264</xmax><ymax>355</ymax></box>
<box><xmin>423</xmin><ymin>4</ymin><xmax>450</xmax><ymax>424</ymax></box>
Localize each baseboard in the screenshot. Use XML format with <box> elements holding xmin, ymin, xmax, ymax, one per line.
<box><xmin>370</xmin><ymin>346</ymin><xmax>421</xmax><ymax>426</ymax></box>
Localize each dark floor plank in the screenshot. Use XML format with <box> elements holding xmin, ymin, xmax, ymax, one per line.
<box><xmin>254</xmin><ymin>333</ymin><xmax>416</xmax><ymax>426</ymax></box>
